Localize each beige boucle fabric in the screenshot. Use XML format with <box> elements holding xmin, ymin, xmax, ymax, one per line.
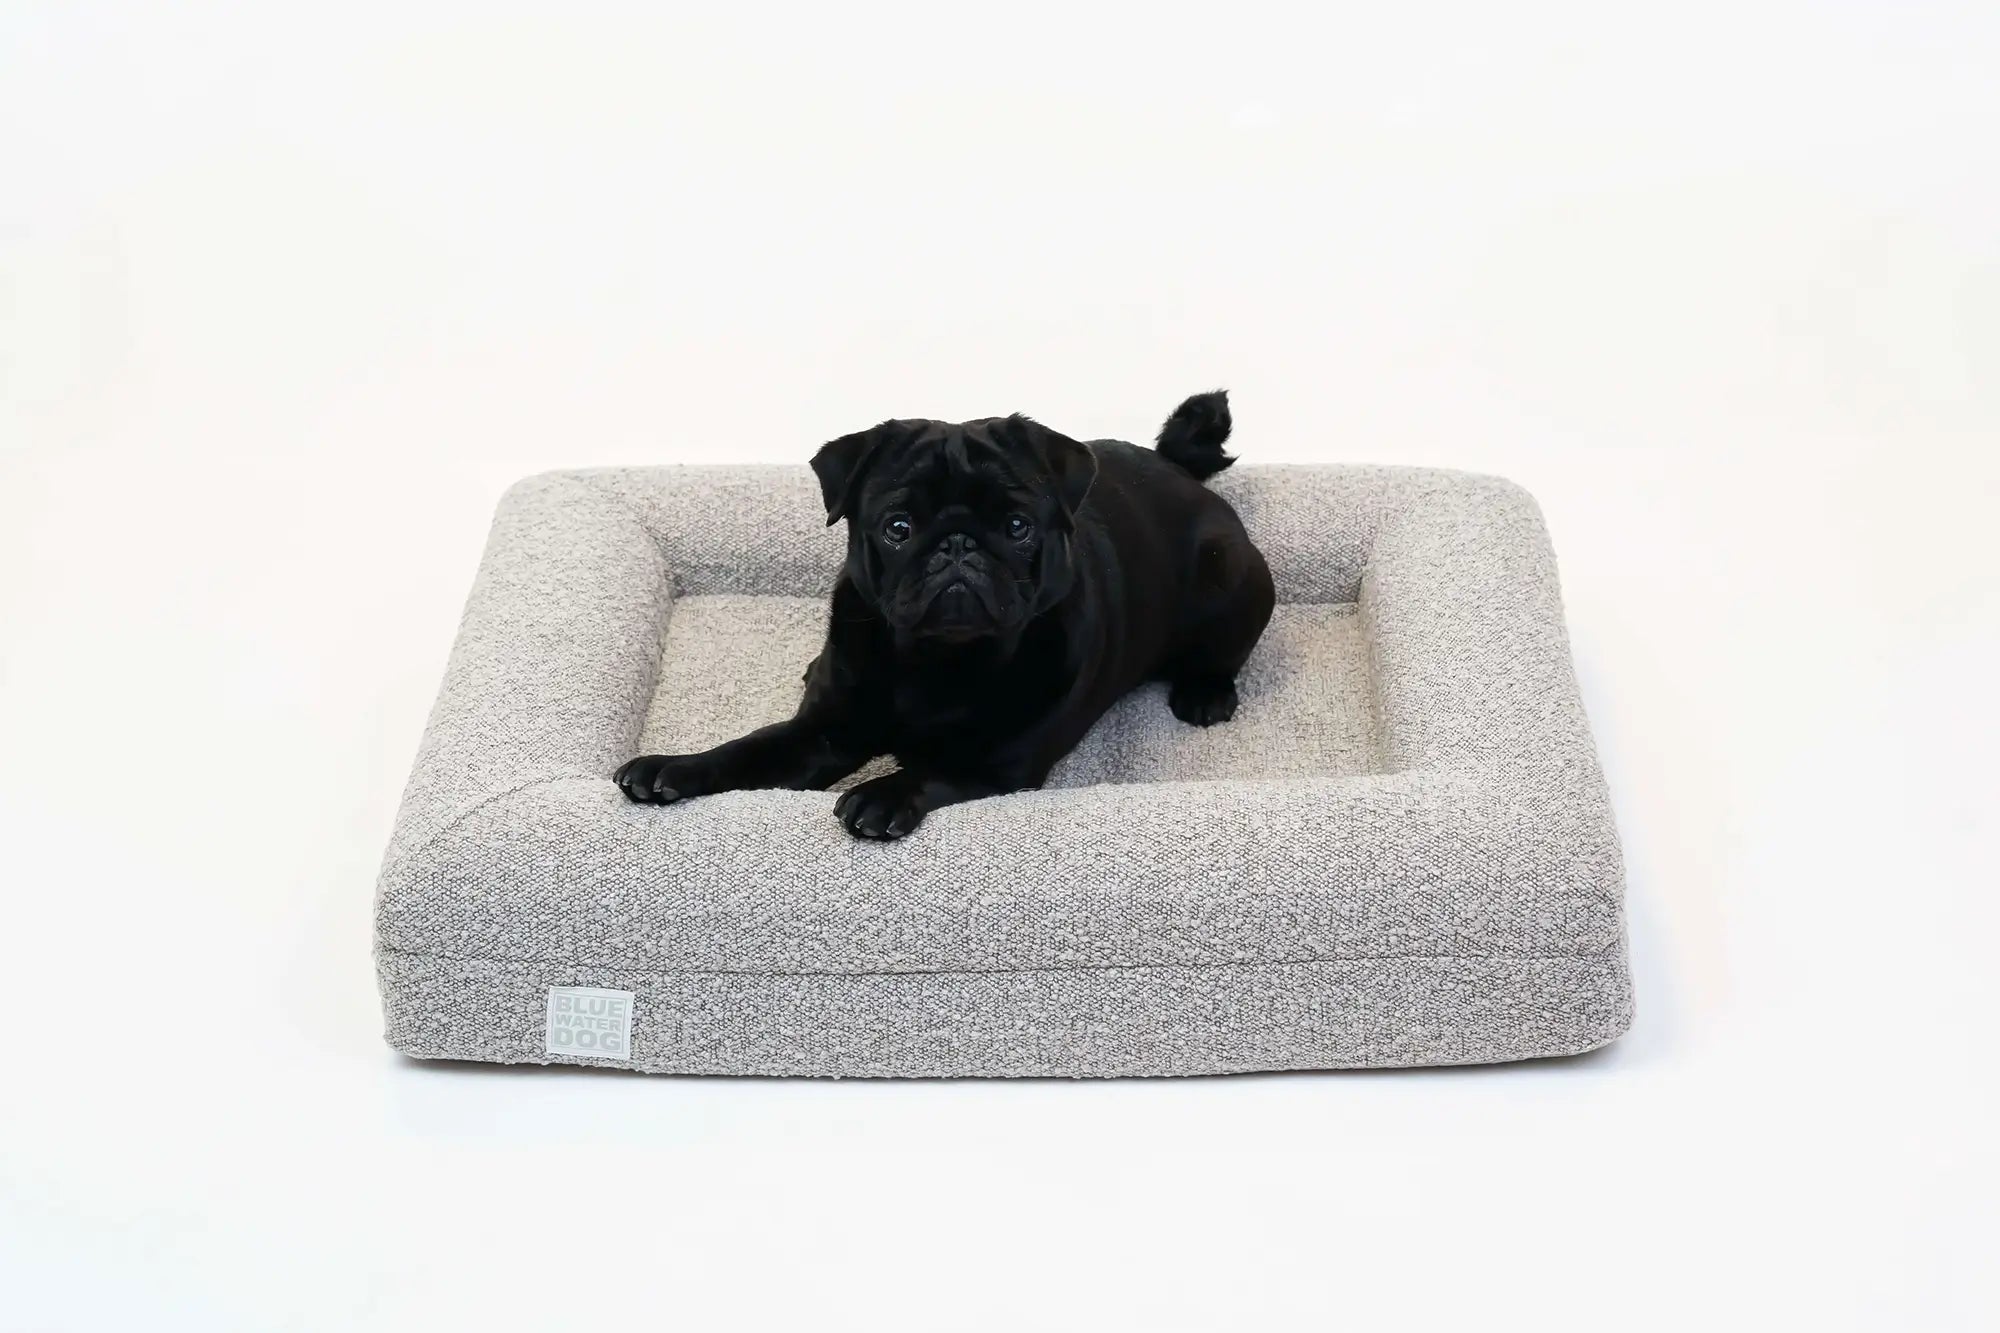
<box><xmin>374</xmin><ymin>464</ymin><xmax>1632</xmax><ymax>1076</ymax></box>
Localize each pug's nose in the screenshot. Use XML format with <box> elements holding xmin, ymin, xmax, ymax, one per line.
<box><xmin>941</xmin><ymin>533</ymin><xmax>977</xmax><ymax>562</ymax></box>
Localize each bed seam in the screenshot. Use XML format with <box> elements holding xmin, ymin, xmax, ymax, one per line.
<box><xmin>374</xmin><ymin>938</ymin><xmax>1627</xmax><ymax>981</ymax></box>
<box><xmin>381</xmin><ymin>473</ymin><xmax>680</xmax><ymax>880</ymax></box>
<box><xmin>379</xmin><ymin>773</ymin><xmax>602</xmax><ymax>884</ymax></box>
<box><xmin>569</xmin><ymin>470</ymin><xmax>679</xmax><ymax>593</ymax></box>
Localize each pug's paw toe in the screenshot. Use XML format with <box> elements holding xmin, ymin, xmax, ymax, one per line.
<box><xmin>614</xmin><ymin>755</ymin><xmax>713</xmax><ymax>805</ymax></box>
<box><xmin>834</xmin><ymin>773</ymin><xmax>928</xmax><ymax>840</ymax></box>
<box><xmin>1168</xmin><ymin>676</ymin><xmax>1238</xmax><ymax>726</ymax></box>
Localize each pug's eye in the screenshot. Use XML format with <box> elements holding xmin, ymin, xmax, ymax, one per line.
<box><xmin>881</xmin><ymin>513</ymin><xmax>913</xmax><ymax>544</ymax></box>
<box><xmin>1006</xmin><ymin>513</ymin><xmax>1034</xmax><ymax>541</ymax></box>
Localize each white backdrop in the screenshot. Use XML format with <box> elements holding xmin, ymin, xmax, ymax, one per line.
<box><xmin>3</xmin><ymin>3</ymin><xmax>1995</xmax><ymax>1329</ymax></box>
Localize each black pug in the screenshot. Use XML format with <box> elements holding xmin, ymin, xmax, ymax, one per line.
<box><xmin>616</xmin><ymin>390</ymin><xmax>1274</xmax><ymax>839</ymax></box>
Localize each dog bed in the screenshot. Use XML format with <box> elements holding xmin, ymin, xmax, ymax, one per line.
<box><xmin>374</xmin><ymin>464</ymin><xmax>1632</xmax><ymax>1077</ymax></box>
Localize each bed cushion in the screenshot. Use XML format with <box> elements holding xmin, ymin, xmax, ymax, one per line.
<box><xmin>374</xmin><ymin>464</ymin><xmax>1632</xmax><ymax>1076</ymax></box>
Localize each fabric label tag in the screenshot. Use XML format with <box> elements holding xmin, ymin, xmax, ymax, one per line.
<box><xmin>544</xmin><ymin>986</ymin><xmax>636</xmax><ymax>1060</ymax></box>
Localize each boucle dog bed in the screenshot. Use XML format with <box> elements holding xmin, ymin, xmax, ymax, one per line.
<box><xmin>374</xmin><ymin>464</ymin><xmax>1632</xmax><ymax>1077</ymax></box>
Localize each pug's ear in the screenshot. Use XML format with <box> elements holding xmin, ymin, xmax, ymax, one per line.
<box><xmin>810</xmin><ymin>421</ymin><xmax>902</xmax><ymax>526</ymax></box>
<box><xmin>1007</xmin><ymin>415</ymin><xmax>1098</xmax><ymax>518</ymax></box>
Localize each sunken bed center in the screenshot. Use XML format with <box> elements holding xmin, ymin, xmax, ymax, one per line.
<box><xmin>637</xmin><ymin>594</ymin><xmax>1387</xmax><ymax>789</ymax></box>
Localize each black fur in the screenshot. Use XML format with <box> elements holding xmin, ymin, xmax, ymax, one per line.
<box><xmin>616</xmin><ymin>391</ymin><xmax>1276</xmax><ymax>839</ymax></box>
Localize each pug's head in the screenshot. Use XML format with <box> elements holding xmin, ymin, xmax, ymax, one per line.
<box><xmin>810</xmin><ymin>414</ymin><xmax>1098</xmax><ymax>652</ymax></box>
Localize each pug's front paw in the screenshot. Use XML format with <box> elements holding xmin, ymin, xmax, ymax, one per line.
<box><xmin>833</xmin><ymin>770</ymin><xmax>930</xmax><ymax>840</ymax></box>
<box><xmin>614</xmin><ymin>754</ymin><xmax>720</xmax><ymax>805</ymax></box>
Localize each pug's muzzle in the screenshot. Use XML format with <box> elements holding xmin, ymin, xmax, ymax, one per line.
<box><xmin>896</xmin><ymin>533</ymin><xmax>1006</xmax><ymax>640</ymax></box>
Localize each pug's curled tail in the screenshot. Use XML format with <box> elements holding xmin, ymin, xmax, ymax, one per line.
<box><xmin>1154</xmin><ymin>390</ymin><xmax>1235</xmax><ymax>480</ymax></box>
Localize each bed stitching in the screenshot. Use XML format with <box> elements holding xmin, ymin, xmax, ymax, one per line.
<box><xmin>568</xmin><ymin>469</ymin><xmax>677</xmax><ymax>586</ymax></box>
<box><xmin>380</xmin><ymin>774</ymin><xmax>603</xmax><ymax>883</ymax></box>
<box><xmin>381</xmin><ymin>472</ymin><xmax>681</xmax><ymax>880</ymax></box>
<box><xmin>374</xmin><ymin>937</ymin><xmax>1627</xmax><ymax>981</ymax></box>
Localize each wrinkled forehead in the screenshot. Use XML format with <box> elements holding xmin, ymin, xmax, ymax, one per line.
<box><xmin>869</xmin><ymin>419</ymin><xmax>1040</xmax><ymax>505</ymax></box>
